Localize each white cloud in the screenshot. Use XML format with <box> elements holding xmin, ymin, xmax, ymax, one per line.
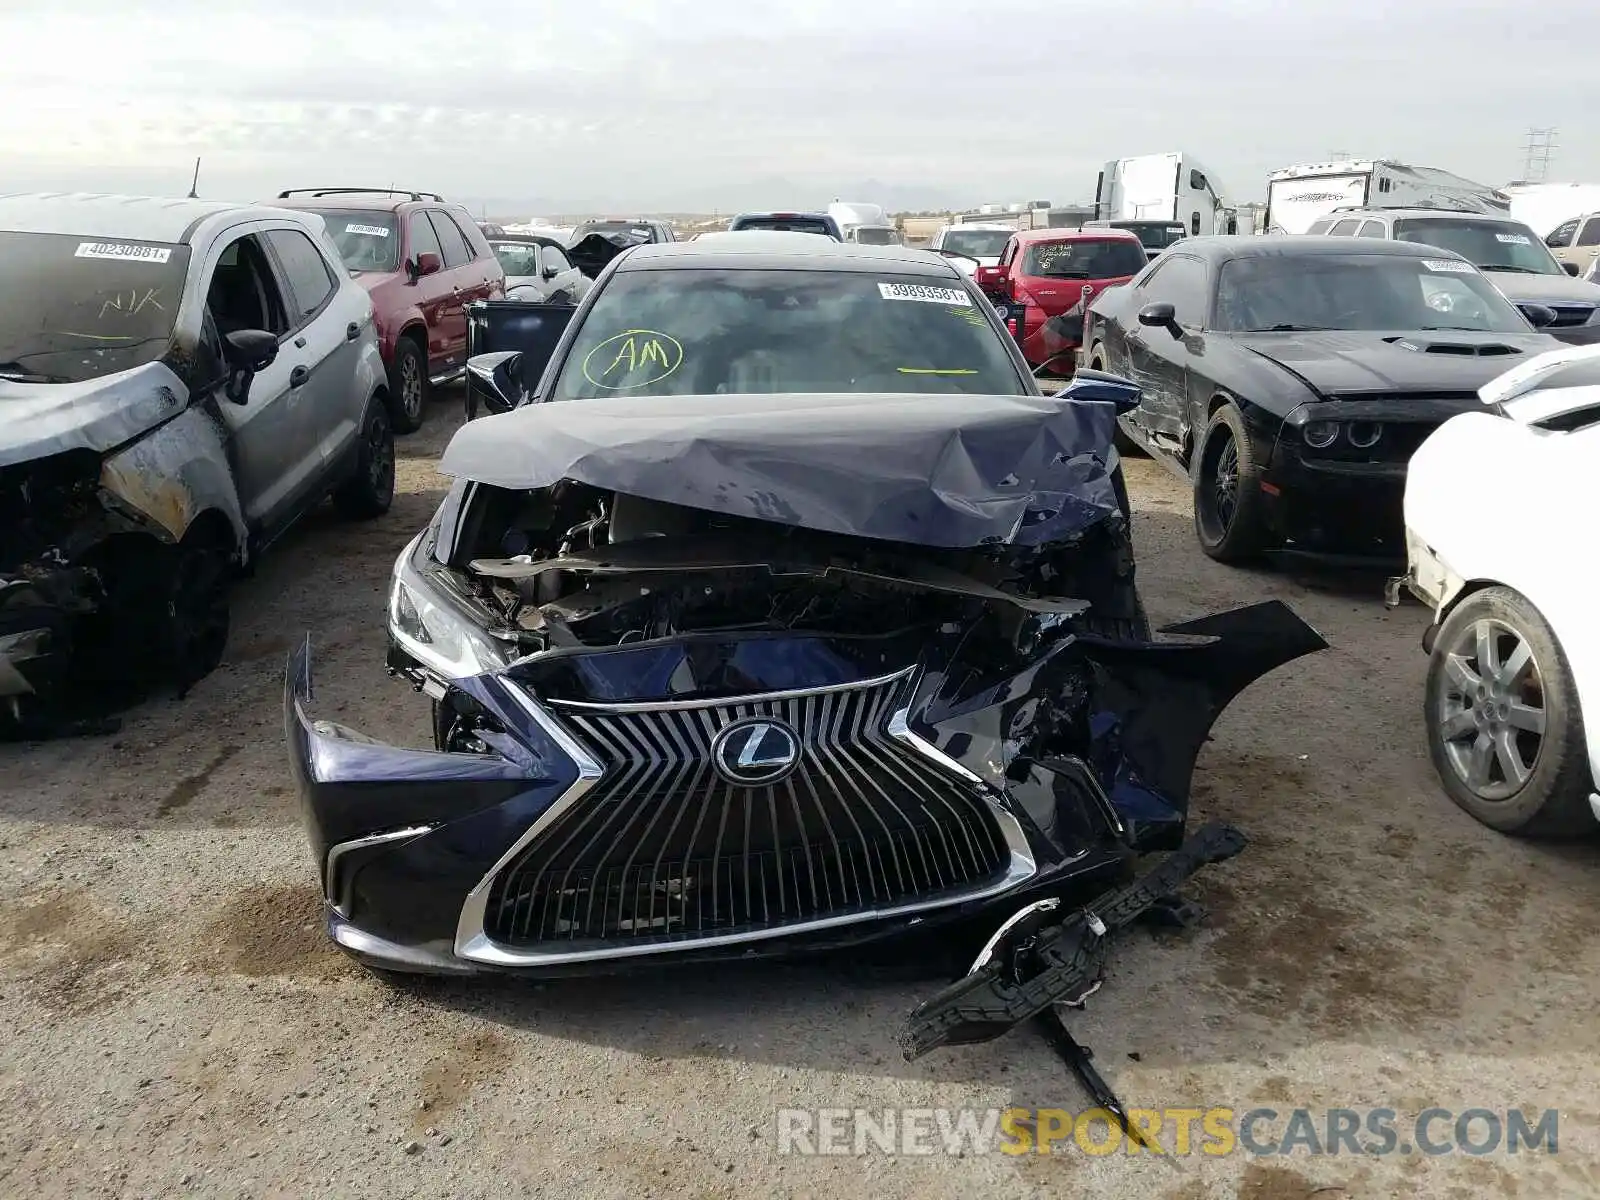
<box><xmin>2</xmin><ymin>0</ymin><xmax>1597</xmax><ymax>212</ymax></box>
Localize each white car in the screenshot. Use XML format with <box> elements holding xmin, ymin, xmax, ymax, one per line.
<box><xmin>1391</xmin><ymin>344</ymin><xmax>1600</xmax><ymax>835</ymax></box>
<box><xmin>926</xmin><ymin>223</ymin><xmax>1015</xmax><ymax>275</ymax></box>
<box><xmin>1585</xmin><ymin>255</ymin><xmax>1599</xmax><ymax>284</ymax></box>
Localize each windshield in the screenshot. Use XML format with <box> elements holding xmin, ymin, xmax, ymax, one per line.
<box><xmin>576</xmin><ymin>221</ymin><xmax>658</xmax><ymax>241</ymax></box>
<box><xmin>1116</xmin><ymin>223</ymin><xmax>1187</xmax><ymax>251</ymax></box>
<box><xmin>491</xmin><ymin>241</ymin><xmax>544</xmax><ymax>277</ymax></box>
<box><xmin>732</xmin><ymin>216</ymin><xmax>834</xmax><ymax>236</ymax></box>
<box><xmin>1023</xmin><ymin>239</ymin><xmax>1148</xmax><ymax>279</ymax></box>
<box><xmin>551</xmin><ymin>268</ymin><xmax>1021</xmax><ymax>400</ymax></box>
<box><xmin>941</xmin><ymin>229</ymin><xmax>1012</xmax><ymax>258</ymax></box>
<box><xmin>0</xmin><ymin>232</ymin><xmax>191</xmax><ymax>384</ymax></box>
<box><xmin>853</xmin><ymin>227</ymin><xmax>901</xmax><ymax>245</ymax></box>
<box><xmin>315</xmin><ymin>210</ymin><xmax>399</xmax><ymax>272</ymax></box>
<box><xmin>1393</xmin><ymin>218</ymin><xmax>1564</xmax><ymax>275</ymax></box>
<box><xmin>1213</xmin><ymin>253</ymin><xmax>1532</xmax><ymax>334</ymax></box>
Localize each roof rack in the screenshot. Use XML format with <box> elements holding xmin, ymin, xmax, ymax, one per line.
<box><xmin>277</xmin><ymin>188</ymin><xmax>444</xmax><ymax>202</ymax></box>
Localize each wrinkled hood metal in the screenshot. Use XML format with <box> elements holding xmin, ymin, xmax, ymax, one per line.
<box><xmin>0</xmin><ymin>363</ymin><xmax>189</xmax><ymax>469</ymax></box>
<box><xmin>1234</xmin><ymin>330</ymin><xmax>1559</xmax><ymax>397</ymax></box>
<box><xmin>436</xmin><ymin>391</ymin><xmax>1123</xmax><ymax>548</ymax></box>
<box><xmin>566</xmin><ymin>232</ymin><xmax>646</xmax><ymax>279</ymax></box>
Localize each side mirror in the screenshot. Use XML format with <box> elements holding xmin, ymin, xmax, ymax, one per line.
<box><xmin>221</xmin><ymin>329</ymin><xmax>278</xmax><ymax>405</ymax></box>
<box><xmin>1562</xmin><ymin>261</ymin><xmax>1581</xmax><ymax>277</ymax></box>
<box><xmin>1054</xmin><ymin>367</ymin><xmax>1141</xmax><ymax>414</ymax></box>
<box><xmin>1137</xmin><ymin>301</ymin><xmax>1178</xmax><ymax>332</ymax></box>
<box><xmin>411</xmin><ymin>252</ymin><xmax>442</xmax><ymax>280</ymax></box>
<box><xmin>974</xmin><ymin>265</ymin><xmax>1005</xmax><ymax>291</ymax></box>
<box><xmin>464</xmin><ymin>351</ymin><xmax>525</xmax><ymax>419</ymax></box>
<box><xmin>1521</xmin><ymin>303</ymin><xmax>1558</xmax><ymax>328</ymax></box>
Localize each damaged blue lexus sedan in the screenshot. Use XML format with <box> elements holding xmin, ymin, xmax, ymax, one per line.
<box><xmin>284</xmin><ymin>235</ymin><xmax>1325</xmax><ymax>1058</ymax></box>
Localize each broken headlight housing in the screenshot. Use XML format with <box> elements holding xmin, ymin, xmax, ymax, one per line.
<box><xmin>388</xmin><ymin>533</ymin><xmax>515</xmax><ymax>681</ymax></box>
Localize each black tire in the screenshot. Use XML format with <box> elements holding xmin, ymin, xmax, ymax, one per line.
<box><xmin>164</xmin><ymin>530</ymin><xmax>233</xmax><ymax>697</ymax></box>
<box><xmin>1192</xmin><ymin>402</ymin><xmax>1267</xmax><ymax>563</ymax></box>
<box><xmin>1424</xmin><ymin>586</ymin><xmax>1595</xmax><ymax>837</ymax></box>
<box><xmin>387</xmin><ymin>336</ymin><xmax>428</xmax><ymax>434</ymax></box>
<box><xmin>1091</xmin><ymin>345</ymin><xmax>1143</xmax><ymax>458</ymax></box>
<box><xmin>333</xmin><ymin>399</ymin><xmax>395</xmax><ymax>519</ymax></box>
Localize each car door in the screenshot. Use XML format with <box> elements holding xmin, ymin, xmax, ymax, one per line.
<box><xmin>201</xmin><ymin>228</ymin><xmax>322</xmax><ymax>530</ymax></box>
<box><xmin>540</xmin><ymin>243</ymin><xmax>583</xmax><ymax>302</ymax></box>
<box><xmin>405</xmin><ymin>211</ymin><xmax>455</xmax><ymax>375</ymax></box>
<box><xmin>263</xmin><ymin>225</ymin><xmax>364</xmax><ymax>471</ymax></box>
<box><xmin>1572</xmin><ymin>216</ymin><xmax>1600</xmax><ymax>274</ymax></box>
<box><xmin>1546</xmin><ymin>218</ymin><xmax>1581</xmax><ymax>268</ymax></box>
<box><xmin>423</xmin><ymin>210</ymin><xmax>477</xmax><ymax>376</ymax></box>
<box><xmin>1125</xmin><ymin>253</ymin><xmax>1208</xmax><ymax>446</ymax></box>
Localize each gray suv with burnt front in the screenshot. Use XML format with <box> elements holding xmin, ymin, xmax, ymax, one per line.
<box><xmin>1</xmin><ymin>193</ymin><xmax>395</xmax><ymax>735</ymax></box>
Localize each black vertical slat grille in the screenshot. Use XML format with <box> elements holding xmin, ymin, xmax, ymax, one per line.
<box><xmin>483</xmin><ymin>673</ymin><xmax>1011</xmax><ymax>948</ymax></box>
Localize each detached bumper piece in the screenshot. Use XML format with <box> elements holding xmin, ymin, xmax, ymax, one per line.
<box><xmin>899</xmin><ymin>820</ymin><xmax>1247</xmax><ymax>1059</ymax></box>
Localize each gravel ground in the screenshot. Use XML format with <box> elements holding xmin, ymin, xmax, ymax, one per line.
<box><xmin>3</xmin><ymin>394</ymin><xmax>1599</xmax><ymax>1199</ymax></box>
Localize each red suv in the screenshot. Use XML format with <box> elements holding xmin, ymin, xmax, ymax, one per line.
<box><xmin>273</xmin><ymin>189</ymin><xmax>506</xmax><ymax>431</ymax></box>
<box><xmin>976</xmin><ymin>229</ymin><xmax>1148</xmax><ymax>374</ymax></box>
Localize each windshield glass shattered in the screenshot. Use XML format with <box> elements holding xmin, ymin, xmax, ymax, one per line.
<box><xmin>314</xmin><ymin>210</ymin><xmax>400</xmax><ymax>272</ymax></box>
<box><xmin>551</xmin><ymin>268</ymin><xmax>1022</xmax><ymax>399</ymax></box>
<box><xmin>1213</xmin><ymin>253</ymin><xmax>1532</xmax><ymax>333</ymax></box>
<box><xmin>0</xmin><ymin>232</ymin><xmax>191</xmax><ymax>384</ymax></box>
<box><xmin>1023</xmin><ymin>239</ymin><xmax>1149</xmax><ymax>278</ymax></box>
<box><xmin>1393</xmin><ymin>218</ymin><xmax>1565</xmax><ymax>275</ymax></box>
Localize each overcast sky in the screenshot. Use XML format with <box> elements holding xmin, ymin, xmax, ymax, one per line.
<box><xmin>3</xmin><ymin>0</ymin><xmax>1597</xmax><ymax>216</ymax></box>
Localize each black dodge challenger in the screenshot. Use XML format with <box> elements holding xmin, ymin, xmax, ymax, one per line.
<box><xmin>1082</xmin><ymin>236</ymin><xmax>1562</xmax><ymax>566</ymax></box>
<box><xmin>284</xmin><ymin>235</ymin><xmax>1324</xmax><ymax>1055</ymax></box>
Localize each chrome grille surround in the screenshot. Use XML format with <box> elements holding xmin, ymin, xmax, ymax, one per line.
<box><xmin>454</xmin><ymin>669</ymin><xmax>1037</xmax><ymax>967</ymax></box>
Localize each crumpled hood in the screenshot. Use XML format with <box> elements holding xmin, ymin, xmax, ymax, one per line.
<box><xmin>437</xmin><ymin>391</ymin><xmax>1123</xmax><ymax>548</ymax></box>
<box><xmin>1481</xmin><ymin>269</ymin><xmax>1600</xmax><ymax>308</ymax></box>
<box><xmin>567</xmin><ymin>232</ymin><xmax>648</xmax><ymax>279</ymax></box>
<box><xmin>1233</xmin><ymin>330</ymin><xmax>1559</xmax><ymax>396</ymax></box>
<box><xmin>0</xmin><ymin>362</ymin><xmax>189</xmax><ymax>469</ymax></box>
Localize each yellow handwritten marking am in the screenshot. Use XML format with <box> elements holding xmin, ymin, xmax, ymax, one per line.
<box><xmin>582</xmin><ymin>329</ymin><xmax>684</xmax><ymax>390</ymax></box>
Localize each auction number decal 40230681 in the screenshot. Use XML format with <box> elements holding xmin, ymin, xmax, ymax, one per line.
<box><xmin>75</xmin><ymin>242</ymin><xmax>174</xmax><ymax>265</ymax></box>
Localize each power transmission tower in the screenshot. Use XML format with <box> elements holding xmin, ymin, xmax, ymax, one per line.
<box><xmin>1521</xmin><ymin>128</ymin><xmax>1558</xmax><ymax>182</ymax></box>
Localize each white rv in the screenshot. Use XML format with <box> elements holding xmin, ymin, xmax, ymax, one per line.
<box><xmin>1264</xmin><ymin>161</ymin><xmax>1510</xmax><ymax>235</ymax></box>
<box><xmin>1094</xmin><ymin>152</ymin><xmax>1236</xmax><ymax>238</ymax></box>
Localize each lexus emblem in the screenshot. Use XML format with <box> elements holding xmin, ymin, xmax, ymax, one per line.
<box><xmin>711</xmin><ymin>718</ymin><xmax>802</xmax><ymax>786</ymax></box>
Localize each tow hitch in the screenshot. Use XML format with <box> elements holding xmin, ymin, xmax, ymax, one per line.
<box><xmin>899</xmin><ymin>821</ymin><xmax>1247</xmax><ymax>1139</ymax></box>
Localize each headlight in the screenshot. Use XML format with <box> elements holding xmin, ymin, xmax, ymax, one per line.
<box><xmin>388</xmin><ymin>533</ymin><xmax>515</xmax><ymax>680</ymax></box>
<box><xmin>1303</xmin><ymin>420</ymin><xmax>1340</xmax><ymax>448</ymax></box>
<box><xmin>1346</xmin><ymin>421</ymin><xmax>1382</xmax><ymax>449</ymax></box>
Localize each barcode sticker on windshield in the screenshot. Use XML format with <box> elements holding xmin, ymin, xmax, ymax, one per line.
<box><xmin>345</xmin><ymin>224</ymin><xmax>390</xmax><ymax>237</ymax></box>
<box><xmin>75</xmin><ymin>241</ymin><xmax>172</xmax><ymax>264</ymax></box>
<box><xmin>1495</xmin><ymin>232</ymin><xmax>1531</xmax><ymax>245</ymax></box>
<box><xmin>878</xmin><ymin>282</ymin><xmax>972</xmax><ymax>306</ymax></box>
<box><xmin>1421</xmin><ymin>259</ymin><xmax>1475</xmax><ymax>274</ymax></box>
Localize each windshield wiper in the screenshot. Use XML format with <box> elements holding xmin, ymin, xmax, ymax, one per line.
<box><xmin>0</xmin><ymin>362</ymin><xmax>60</xmax><ymax>383</ymax></box>
<box><xmin>1480</xmin><ymin>265</ymin><xmax>1543</xmax><ymax>274</ymax></box>
<box><xmin>1246</xmin><ymin>324</ymin><xmax>1327</xmax><ymax>332</ymax></box>
<box><xmin>1040</xmin><ymin>271</ymin><xmax>1092</xmax><ymax>279</ymax></box>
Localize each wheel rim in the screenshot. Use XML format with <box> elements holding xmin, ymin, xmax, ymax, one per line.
<box><xmin>1195</xmin><ymin>427</ymin><xmax>1238</xmax><ymax>543</ymax></box>
<box><xmin>400</xmin><ymin>355</ymin><xmax>423</xmax><ymax>419</ymax></box>
<box><xmin>1435</xmin><ymin>617</ymin><xmax>1546</xmax><ymax>801</ymax></box>
<box><xmin>368</xmin><ymin>413</ymin><xmax>395</xmax><ymax>501</ymax></box>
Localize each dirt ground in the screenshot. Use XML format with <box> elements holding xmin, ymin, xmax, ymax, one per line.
<box><xmin>3</xmin><ymin>393</ymin><xmax>1599</xmax><ymax>1199</ymax></box>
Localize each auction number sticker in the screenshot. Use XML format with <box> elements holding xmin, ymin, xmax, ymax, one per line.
<box><xmin>345</xmin><ymin>224</ymin><xmax>391</xmax><ymax>237</ymax></box>
<box><xmin>878</xmin><ymin>282</ymin><xmax>972</xmax><ymax>306</ymax></box>
<box><xmin>1421</xmin><ymin>259</ymin><xmax>1475</xmax><ymax>274</ymax></box>
<box><xmin>1495</xmin><ymin>232</ymin><xmax>1531</xmax><ymax>245</ymax></box>
<box><xmin>75</xmin><ymin>241</ymin><xmax>172</xmax><ymax>264</ymax></box>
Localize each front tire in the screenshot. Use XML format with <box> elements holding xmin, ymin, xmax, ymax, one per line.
<box><xmin>1192</xmin><ymin>402</ymin><xmax>1267</xmax><ymax>563</ymax></box>
<box><xmin>1424</xmin><ymin>586</ymin><xmax>1594</xmax><ymax>837</ymax></box>
<box><xmin>164</xmin><ymin>531</ymin><xmax>233</xmax><ymax>696</ymax></box>
<box><xmin>387</xmin><ymin>337</ymin><xmax>428</xmax><ymax>434</ymax></box>
<box><xmin>333</xmin><ymin>399</ymin><xmax>395</xmax><ymax>519</ymax></box>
